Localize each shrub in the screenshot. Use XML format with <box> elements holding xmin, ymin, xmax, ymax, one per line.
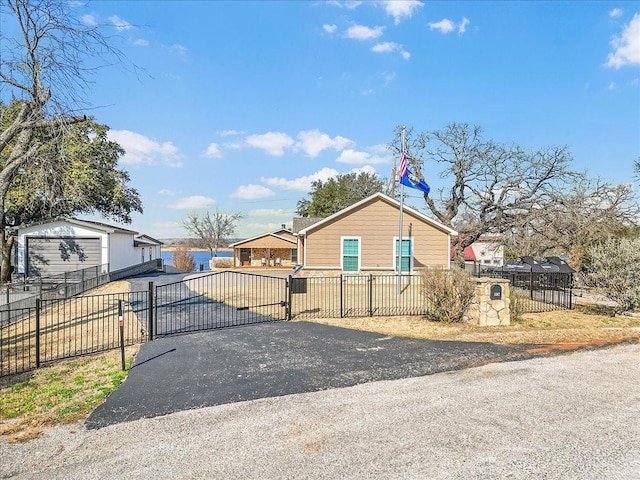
<box><xmin>210</xmin><ymin>257</ymin><xmax>233</xmax><ymax>269</ymax></box>
<box><xmin>172</xmin><ymin>247</ymin><xmax>195</xmax><ymax>272</ymax></box>
<box><xmin>420</xmin><ymin>268</ymin><xmax>477</xmax><ymax>323</ymax></box>
<box><xmin>586</xmin><ymin>237</ymin><xmax>640</xmax><ymax>313</ymax></box>
<box><xmin>509</xmin><ymin>288</ymin><xmax>527</xmax><ymax>323</ymax></box>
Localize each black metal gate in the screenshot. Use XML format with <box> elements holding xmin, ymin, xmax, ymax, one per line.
<box><xmin>152</xmin><ymin>271</ymin><xmax>288</xmax><ymax>338</ymax></box>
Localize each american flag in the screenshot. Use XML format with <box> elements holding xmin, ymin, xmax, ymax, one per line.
<box><xmin>400</xmin><ymin>151</ymin><xmax>407</xmax><ymax>177</ymax></box>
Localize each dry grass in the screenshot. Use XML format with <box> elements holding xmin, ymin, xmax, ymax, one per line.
<box><xmin>1</xmin><ymin>281</ymin><xmax>144</xmax><ymax>375</ymax></box>
<box><xmin>298</xmin><ymin>303</ymin><xmax>640</xmax><ymax>345</ymax></box>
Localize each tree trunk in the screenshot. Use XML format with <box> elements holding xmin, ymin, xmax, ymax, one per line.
<box><xmin>0</xmin><ymin>233</ymin><xmax>15</xmax><ymax>284</ymax></box>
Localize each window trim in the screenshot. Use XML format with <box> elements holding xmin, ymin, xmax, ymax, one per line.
<box><xmin>341</xmin><ymin>236</ymin><xmax>361</xmax><ymax>272</ymax></box>
<box><xmin>393</xmin><ymin>236</ymin><xmax>414</xmax><ymax>273</ymax></box>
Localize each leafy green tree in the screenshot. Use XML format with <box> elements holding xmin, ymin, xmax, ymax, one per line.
<box><xmin>296</xmin><ymin>171</ymin><xmax>386</xmax><ymax>217</ymax></box>
<box><xmin>0</xmin><ymin>108</ymin><xmax>143</xmax><ymax>281</ymax></box>
<box><xmin>1</xmin><ymin>0</ymin><xmax>127</xmax><ymax>282</ymax></box>
<box><xmin>182</xmin><ymin>210</ymin><xmax>244</xmax><ymax>257</ymax></box>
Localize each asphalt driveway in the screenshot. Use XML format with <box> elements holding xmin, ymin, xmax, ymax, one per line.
<box><xmin>87</xmin><ymin>320</ymin><xmax>537</xmax><ymax>428</ymax></box>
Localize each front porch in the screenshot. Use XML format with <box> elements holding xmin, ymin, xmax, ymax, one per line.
<box><xmin>230</xmin><ymin>229</ymin><xmax>298</xmax><ymax>269</ymax></box>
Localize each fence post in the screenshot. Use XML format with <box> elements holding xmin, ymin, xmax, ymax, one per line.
<box><xmin>340</xmin><ymin>274</ymin><xmax>344</xmax><ymax>318</ymax></box>
<box><xmin>529</xmin><ymin>272</ymin><xmax>534</xmax><ymax>299</ymax></box>
<box><xmin>118</xmin><ymin>300</ymin><xmax>126</xmax><ymax>371</ymax></box>
<box><xmin>286</xmin><ymin>275</ymin><xmax>292</xmax><ymax>321</ymax></box>
<box><xmin>148</xmin><ymin>281</ymin><xmax>154</xmax><ymax>341</ymax></box>
<box><xmin>35</xmin><ymin>299</ymin><xmax>41</xmax><ymax>368</ymax></box>
<box><xmin>368</xmin><ymin>274</ymin><xmax>373</xmax><ymax>317</ymax></box>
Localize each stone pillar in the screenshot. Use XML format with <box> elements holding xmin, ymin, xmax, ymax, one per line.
<box><xmin>465</xmin><ymin>277</ymin><xmax>511</xmax><ymax>326</ymax></box>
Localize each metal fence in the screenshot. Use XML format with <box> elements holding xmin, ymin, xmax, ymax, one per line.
<box><xmin>479</xmin><ymin>271</ymin><xmax>573</xmax><ymax>312</ymax></box>
<box><xmin>153</xmin><ymin>271</ymin><xmax>288</xmax><ymax>337</ymax></box>
<box><xmin>1</xmin><ymin>269</ymin><xmax>574</xmax><ymax>377</ymax></box>
<box><xmin>289</xmin><ymin>274</ymin><xmax>426</xmax><ymax>319</ymax></box>
<box><xmin>0</xmin><ymin>291</ymin><xmax>148</xmax><ymax>377</ymax></box>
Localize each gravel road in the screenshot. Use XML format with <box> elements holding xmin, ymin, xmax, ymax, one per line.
<box><xmin>2</xmin><ymin>343</ymin><xmax>638</xmax><ymax>479</ymax></box>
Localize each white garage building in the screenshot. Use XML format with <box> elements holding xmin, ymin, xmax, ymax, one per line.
<box><xmin>16</xmin><ymin>218</ymin><xmax>162</xmax><ymax>277</ymax></box>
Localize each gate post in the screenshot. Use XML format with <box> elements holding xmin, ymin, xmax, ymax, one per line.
<box><xmin>35</xmin><ymin>298</ymin><xmax>41</xmax><ymax>368</ymax></box>
<box><xmin>148</xmin><ymin>281</ymin><xmax>154</xmax><ymax>341</ymax></box>
<box><xmin>286</xmin><ymin>275</ymin><xmax>292</xmax><ymax>321</ymax></box>
<box><xmin>340</xmin><ymin>274</ymin><xmax>344</xmax><ymax>318</ymax></box>
<box><xmin>368</xmin><ymin>274</ymin><xmax>373</xmax><ymax>317</ymax></box>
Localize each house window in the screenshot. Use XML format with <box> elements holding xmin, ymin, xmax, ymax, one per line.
<box><xmin>291</xmin><ymin>248</ymin><xmax>298</xmax><ymax>264</ymax></box>
<box><xmin>141</xmin><ymin>248</ymin><xmax>145</xmax><ymax>263</ymax></box>
<box><xmin>394</xmin><ymin>238</ymin><xmax>412</xmax><ymax>273</ymax></box>
<box><xmin>341</xmin><ymin>237</ymin><xmax>360</xmax><ymax>272</ymax></box>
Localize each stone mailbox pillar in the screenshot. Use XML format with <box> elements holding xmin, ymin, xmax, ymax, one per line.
<box><xmin>464</xmin><ymin>277</ymin><xmax>511</xmax><ymax>326</ymax></box>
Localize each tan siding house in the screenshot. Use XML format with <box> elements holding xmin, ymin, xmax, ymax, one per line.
<box><xmin>297</xmin><ymin>193</ymin><xmax>457</xmax><ymax>272</ymax></box>
<box><xmin>229</xmin><ymin>229</ymin><xmax>297</xmax><ymax>267</ymax></box>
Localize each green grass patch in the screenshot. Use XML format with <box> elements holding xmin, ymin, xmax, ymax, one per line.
<box><xmin>0</xmin><ymin>346</ymin><xmax>138</xmax><ymax>442</ymax></box>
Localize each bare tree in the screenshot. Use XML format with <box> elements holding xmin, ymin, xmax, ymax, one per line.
<box><xmin>182</xmin><ymin>210</ymin><xmax>244</xmax><ymax>257</ymax></box>
<box><xmin>634</xmin><ymin>157</ymin><xmax>640</xmax><ymax>184</ymax></box>
<box><xmin>0</xmin><ymin>0</ymin><xmax>126</xmax><ymax>282</ymax></box>
<box><xmin>503</xmin><ymin>178</ymin><xmax>639</xmax><ymax>271</ymax></box>
<box><xmin>389</xmin><ymin>123</ymin><xmax>578</xmax><ymax>263</ymax></box>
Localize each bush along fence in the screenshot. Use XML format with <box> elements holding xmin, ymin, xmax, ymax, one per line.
<box><xmin>1</xmin><ymin>269</ymin><xmax>573</xmax><ymax>377</ymax></box>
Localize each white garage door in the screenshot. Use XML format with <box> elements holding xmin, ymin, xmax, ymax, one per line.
<box><xmin>27</xmin><ymin>236</ymin><xmax>102</xmax><ymax>277</ymax></box>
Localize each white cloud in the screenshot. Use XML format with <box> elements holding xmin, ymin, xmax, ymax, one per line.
<box><xmin>428</xmin><ymin>18</ymin><xmax>455</xmax><ymax>34</ymax></box>
<box><xmin>295</xmin><ymin>129</ymin><xmax>353</xmax><ymax>157</ymax></box>
<box><xmin>108</xmin><ymin>130</ymin><xmax>183</xmax><ymax>167</ymax></box>
<box><xmin>204</xmin><ymin>143</ymin><xmax>222</xmax><ymax>158</ymax></box>
<box><xmin>608</xmin><ymin>81</ymin><xmax>617</xmax><ymax>90</ymax></box>
<box><xmin>349</xmin><ymin>165</ymin><xmax>378</xmax><ymax>176</ymax></box>
<box><xmin>609</xmin><ymin>8</ymin><xmax>623</xmax><ymax>18</ymax></box>
<box><xmin>458</xmin><ymin>17</ymin><xmax>470</xmax><ymax>35</ymax></box>
<box><xmin>346</xmin><ymin>24</ymin><xmax>385</xmax><ymax>40</ymax></box>
<box><xmin>81</xmin><ymin>14</ymin><xmax>97</xmax><ymax>26</ymax></box>
<box><xmin>158</xmin><ymin>189</ymin><xmax>175</xmax><ymax>196</ymax></box>
<box><xmin>245</xmin><ymin>132</ymin><xmax>295</xmax><ymax>156</ymax></box>
<box><xmin>171</xmin><ymin>44</ymin><xmax>188</xmax><ymax>55</ymax></box>
<box><xmin>134</xmin><ymin>38</ymin><xmax>149</xmax><ymax>47</ymax></box>
<box><xmin>262</xmin><ymin>167</ymin><xmax>340</xmax><ymax>191</ymax></box>
<box><xmin>169</xmin><ymin>196</ymin><xmax>216</xmax><ymax>209</ymax></box>
<box><xmin>382</xmin><ymin>0</ymin><xmax>424</xmax><ymax>24</ymax></box>
<box><xmin>219</xmin><ymin>129</ymin><xmax>242</xmax><ymax>137</ymax></box>
<box><xmin>248</xmin><ymin>208</ymin><xmax>294</xmax><ymax>218</ymax></box>
<box><xmin>231</xmin><ymin>185</ymin><xmax>275</xmax><ymax>200</ymax></box>
<box><xmin>336</xmin><ymin>149</ymin><xmax>388</xmax><ymax>165</ymax></box>
<box><xmin>109</xmin><ymin>15</ymin><xmax>132</xmax><ymax>31</ymax></box>
<box><xmin>371</xmin><ymin>42</ymin><xmax>410</xmax><ymax>60</ymax></box>
<box><xmin>606</xmin><ymin>13</ymin><xmax>640</xmax><ymax>68</ymax></box>
<box><xmin>323</xmin><ymin>24</ymin><xmax>338</xmax><ymax>34</ymax></box>
<box><xmin>328</xmin><ymin>1</ymin><xmax>362</xmax><ymax>9</ymax></box>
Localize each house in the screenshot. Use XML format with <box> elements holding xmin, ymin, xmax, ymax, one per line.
<box><xmin>451</xmin><ymin>235</ymin><xmax>505</xmax><ymax>272</ymax></box>
<box><xmin>296</xmin><ymin>193</ymin><xmax>457</xmax><ymax>273</ymax></box>
<box><xmin>229</xmin><ymin>227</ymin><xmax>298</xmax><ymax>268</ymax></box>
<box><xmin>16</xmin><ymin>217</ymin><xmax>162</xmax><ymax>277</ymax></box>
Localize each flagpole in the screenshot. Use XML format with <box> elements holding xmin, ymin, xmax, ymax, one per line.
<box><xmin>397</xmin><ymin>126</ymin><xmax>406</xmax><ymax>296</ymax></box>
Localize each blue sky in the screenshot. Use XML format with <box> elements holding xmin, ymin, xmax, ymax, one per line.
<box><xmin>15</xmin><ymin>1</ymin><xmax>640</xmax><ymax>238</ymax></box>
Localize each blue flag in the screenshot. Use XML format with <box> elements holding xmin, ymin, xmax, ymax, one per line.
<box><xmin>400</xmin><ymin>167</ymin><xmax>430</xmax><ymax>194</ymax></box>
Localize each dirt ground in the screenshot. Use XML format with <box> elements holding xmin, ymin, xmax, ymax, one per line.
<box><xmin>298</xmin><ymin>302</ymin><xmax>640</xmax><ymax>347</ymax></box>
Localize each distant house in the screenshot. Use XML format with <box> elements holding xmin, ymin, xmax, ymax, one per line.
<box><xmin>296</xmin><ymin>193</ymin><xmax>457</xmax><ymax>273</ymax></box>
<box><xmin>451</xmin><ymin>236</ymin><xmax>504</xmax><ymax>272</ymax></box>
<box><xmin>229</xmin><ymin>227</ymin><xmax>297</xmax><ymax>268</ymax></box>
<box><xmin>16</xmin><ymin>218</ymin><xmax>162</xmax><ymax>277</ymax></box>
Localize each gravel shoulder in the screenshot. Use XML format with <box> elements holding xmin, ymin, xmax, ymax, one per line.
<box><xmin>2</xmin><ymin>343</ymin><xmax>638</xmax><ymax>480</ymax></box>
